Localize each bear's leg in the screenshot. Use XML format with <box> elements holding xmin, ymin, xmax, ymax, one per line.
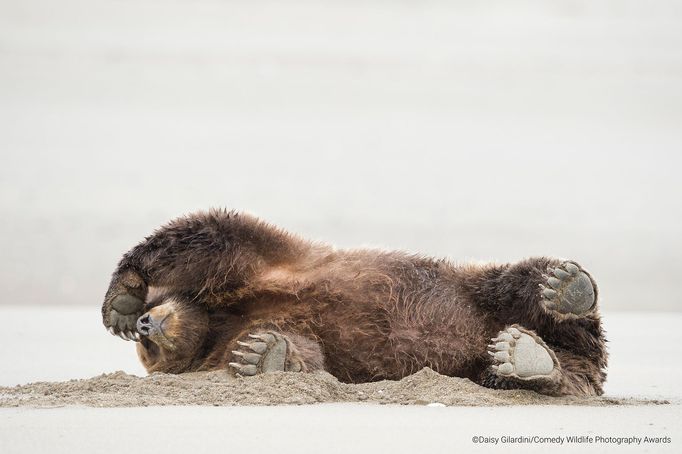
<box><xmin>468</xmin><ymin>257</ymin><xmax>599</xmax><ymax>324</ymax></box>
<box><xmin>102</xmin><ymin>210</ymin><xmax>311</xmax><ymax>339</ymax></box>
<box><xmin>482</xmin><ymin>325</ymin><xmax>601</xmax><ymax>396</ymax></box>
<box><xmin>508</xmin><ymin>258</ymin><xmax>598</xmax><ymax>322</ymax></box>
<box><xmin>471</xmin><ymin>258</ymin><xmax>608</xmax><ymax>394</ymax></box>
<box><xmin>228</xmin><ymin>330</ymin><xmax>325</xmax><ymax>376</ymax></box>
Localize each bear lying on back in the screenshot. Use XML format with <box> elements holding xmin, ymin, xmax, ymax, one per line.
<box><xmin>102</xmin><ymin>209</ymin><xmax>607</xmax><ymax>396</ymax></box>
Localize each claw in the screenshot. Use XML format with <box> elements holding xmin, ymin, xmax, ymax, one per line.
<box><xmin>542</xmin><ymin>288</ymin><xmax>558</xmax><ymax>299</ymax></box>
<box><xmin>553</xmin><ymin>268</ymin><xmax>571</xmax><ymax>280</ymax></box>
<box><xmin>133</xmin><ymin>332</ymin><xmax>140</xmax><ymax>341</ymax></box>
<box><xmin>117</xmin><ymin>332</ymin><xmax>129</xmax><ymax>341</ymax></box>
<box><xmin>248</xmin><ymin>333</ymin><xmax>275</xmax><ymax>344</ymax></box>
<box><xmin>547</xmin><ymin>277</ymin><xmax>562</xmax><ymax>290</ymax></box>
<box><xmin>108</xmin><ymin>327</ymin><xmax>115</xmax><ymax>335</ymax></box>
<box><xmin>237</xmin><ymin>341</ymin><xmax>267</xmax><ymax>354</ymax></box>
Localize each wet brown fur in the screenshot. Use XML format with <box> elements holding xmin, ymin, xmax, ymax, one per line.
<box><xmin>102</xmin><ymin>209</ymin><xmax>608</xmax><ymax>397</ymax></box>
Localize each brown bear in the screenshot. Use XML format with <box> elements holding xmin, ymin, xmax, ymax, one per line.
<box><xmin>101</xmin><ymin>209</ymin><xmax>607</xmax><ymax>397</ymax></box>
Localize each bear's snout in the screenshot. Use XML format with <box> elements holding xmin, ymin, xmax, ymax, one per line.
<box><xmin>137</xmin><ymin>313</ymin><xmax>160</xmax><ymax>337</ymax></box>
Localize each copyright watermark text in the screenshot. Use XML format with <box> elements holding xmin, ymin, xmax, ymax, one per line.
<box><xmin>471</xmin><ymin>435</ymin><xmax>671</xmax><ymax>445</ymax></box>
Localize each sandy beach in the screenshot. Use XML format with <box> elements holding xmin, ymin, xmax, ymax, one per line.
<box><xmin>0</xmin><ymin>368</ymin><xmax>660</xmax><ymax>408</ymax></box>
<box><xmin>1</xmin><ymin>308</ymin><xmax>680</xmax><ymax>452</ymax></box>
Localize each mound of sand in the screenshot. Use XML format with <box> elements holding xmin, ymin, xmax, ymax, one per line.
<box><xmin>0</xmin><ymin>368</ymin><xmax>664</xmax><ymax>408</ymax></box>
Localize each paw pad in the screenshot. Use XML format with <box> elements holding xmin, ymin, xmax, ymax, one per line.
<box><xmin>488</xmin><ymin>326</ymin><xmax>555</xmax><ymax>379</ymax></box>
<box><xmin>540</xmin><ymin>262</ymin><xmax>595</xmax><ymax>316</ymax></box>
<box><xmin>107</xmin><ymin>293</ymin><xmax>145</xmax><ymax>341</ymax></box>
<box><xmin>229</xmin><ymin>332</ymin><xmax>302</xmax><ymax>376</ymax></box>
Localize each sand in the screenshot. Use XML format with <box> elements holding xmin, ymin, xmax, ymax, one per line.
<box><xmin>2</xmin><ymin>309</ymin><xmax>680</xmax><ymax>409</ymax></box>
<box><xmin>1</xmin><ymin>311</ymin><xmax>680</xmax><ymax>454</ymax></box>
<box><xmin>0</xmin><ymin>368</ymin><xmax>663</xmax><ymax>408</ymax></box>
<box><xmin>3</xmin><ymin>309</ymin><xmax>681</xmax><ymax>406</ymax></box>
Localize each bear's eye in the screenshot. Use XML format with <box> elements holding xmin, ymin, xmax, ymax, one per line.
<box><xmin>143</xmin><ymin>300</ymin><xmax>164</xmax><ymax>311</ymax></box>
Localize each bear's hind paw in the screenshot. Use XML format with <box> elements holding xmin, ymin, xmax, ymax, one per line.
<box><xmin>540</xmin><ymin>261</ymin><xmax>596</xmax><ymax>317</ymax></box>
<box><xmin>488</xmin><ymin>325</ymin><xmax>558</xmax><ymax>380</ymax></box>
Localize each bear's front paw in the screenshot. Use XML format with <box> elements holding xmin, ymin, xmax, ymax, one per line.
<box><xmin>540</xmin><ymin>261</ymin><xmax>596</xmax><ymax>316</ymax></box>
<box><xmin>103</xmin><ymin>270</ymin><xmax>146</xmax><ymax>341</ymax></box>
<box><xmin>107</xmin><ymin>295</ymin><xmax>144</xmax><ymax>341</ymax></box>
<box><xmin>229</xmin><ymin>331</ymin><xmax>304</xmax><ymax>376</ymax></box>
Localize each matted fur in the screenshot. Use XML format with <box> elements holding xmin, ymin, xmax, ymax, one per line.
<box><xmin>102</xmin><ymin>209</ymin><xmax>607</xmax><ymax>396</ymax></box>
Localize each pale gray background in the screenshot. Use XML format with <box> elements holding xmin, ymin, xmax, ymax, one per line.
<box><xmin>1</xmin><ymin>0</ymin><xmax>680</xmax><ymax>310</ymax></box>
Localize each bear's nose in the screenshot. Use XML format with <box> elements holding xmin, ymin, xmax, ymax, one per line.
<box><xmin>137</xmin><ymin>313</ymin><xmax>155</xmax><ymax>336</ymax></box>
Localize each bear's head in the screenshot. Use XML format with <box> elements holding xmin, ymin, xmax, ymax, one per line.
<box><xmin>134</xmin><ymin>292</ymin><xmax>209</xmax><ymax>373</ymax></box>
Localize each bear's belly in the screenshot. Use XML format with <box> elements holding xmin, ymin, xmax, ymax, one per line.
<box><xmin>311</xmin><ymin>295</ymin><xmax>492</xmax><ymax>382</ymax></box>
